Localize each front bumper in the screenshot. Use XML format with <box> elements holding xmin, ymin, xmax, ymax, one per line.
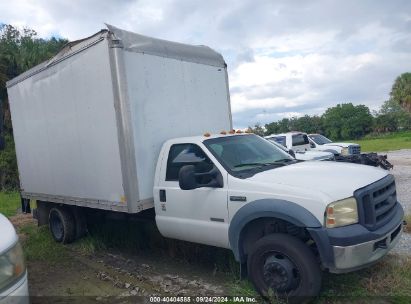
<box><xmin>0</xmin><ymin>272</ymin><xmax>29</xmax><ymax>304</ymax></box>
<box><xmin>332</xmin><ymin>221</ymin><xmax>402</xmax><ymax>272</ymax></box>
<box><xmin>308</xmin><ymin>203</ymin><xmax>404</xmax><ymax>273</ymax></box>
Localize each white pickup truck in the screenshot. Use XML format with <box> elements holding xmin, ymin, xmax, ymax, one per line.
<box><xmin>265</xmin><ymin>132</ymin><xmax>334</xmax><ymax>161</ymax></box>
<box><xmin>0</xmin><ymin>214</ymin><xmax>28</xmax><ymax>304</ymax></box>
<box><xmin>6</xmin><ymin>25</ymin><xmax>404</xmax><ymax>300</ymax></box>
<box><xmin>265</xmin><ymin>137</ymin><xmax>334</xmax><ymax>161</ymax></box>
<box><xmin>308</xmin><ymin>133</ymin><xmax>361</xmax><ymax>156</ymax></box>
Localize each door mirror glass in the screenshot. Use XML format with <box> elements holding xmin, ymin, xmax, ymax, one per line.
<box><xmin>179</xmin><ymin>164</ymin><xmax>223</xmax><ymax>190</ymax></box>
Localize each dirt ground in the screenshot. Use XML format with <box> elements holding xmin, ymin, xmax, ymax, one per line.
<box><xmin>10</xmin><ymin>214</ymin><xmax>233</xmax><ymax>303</ymax></box>
<box><xmin>386</xmin><ymin>149</ymin><xmax>411</xmax><ymax>214</ymax></box>
<box><xmin>385</xmin><ymin>149</ymin><xmax>411</xmax><ymax>255</ymax></box>
<box><xmin>8</xmin><ymin>149</ymin><xmax>411</xmax><ymax>302</ymax></box>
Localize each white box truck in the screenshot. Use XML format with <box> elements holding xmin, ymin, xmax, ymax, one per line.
<box><xmin>6</xmin><ymin>25</ymin><xmax>404</xmax><ymax>300</ymax></box>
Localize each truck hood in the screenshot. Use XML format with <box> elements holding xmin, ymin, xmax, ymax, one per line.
<box><xmin>249</xmin><ymin>161</ymin><xmax>387</xmax><ymax>202</ymax></box>
<box><xmin>324</xmin><ymin>142</ymin><xmax>359</xmax><ymax>148</ymax></box>
<box><xmin>0</xmin><ymin>214</ymin><xmax>18</xmax><ymax>253</ymax></box>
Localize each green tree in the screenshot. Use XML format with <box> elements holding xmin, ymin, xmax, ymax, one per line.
<box><xmin>247</xmin><ymin>123</ymin><xmax>265</xmax><ymax>136</ymax></box>
<box><xmin>374</xmin><ymin>99</ymin><xmax>411</xmax><ymax>132</ymax></box>
<box><xmin>322</xmin><ymin>103</ymin><xmax>373</xmax><ymax>140</ymax></box>
<box><xmin>390</xmin><ymin>72</ymin><xmax>411</xmax><ymax>113</ymax></box>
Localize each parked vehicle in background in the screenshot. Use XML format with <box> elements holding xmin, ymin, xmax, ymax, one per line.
<box><xmin>265</xmin><ymin>132</ymin><xmax>312</xmax><ymax>152</ymax></box>
<box><xmin>266</xmin><ymin>137</ymin><xmax>334</xmax><ymax>161</ymax></box>
<box><xmin>308</xmin><ymin>133</ymin><xmax>361</xmax><ymax>156</ymax></box>
<box><xmin>0</xmin><ymin>214</ymin><xmax>28</xmax><ymax>304</ymax></box>
<box><xmin>308</xmin><ymin>134</ymin><xmax>393</xmax><ymax>169</ymax></box>
<box><xmin>7</xmin><ymin>25</ymin><xmax>404</xmax><ymax>300</ymax></box>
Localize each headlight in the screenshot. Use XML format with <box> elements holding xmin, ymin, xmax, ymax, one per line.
<box><xmin>325</xmin><ymin>197</ymin><xmax>358</xmax><ymax>228</ymax></box>
<box><xmin>0</xmin><ymin>242</ymin><xmax>25</xmax><ymax>292</ymax></box>
<box><xmin>341</xmin><ymin>147</ymin><xmax>349</xmax><ymax>155</ymax></box>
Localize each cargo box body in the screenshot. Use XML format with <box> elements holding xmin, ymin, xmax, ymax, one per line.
<box><xmin>7</xmin><ymin>25</ymin><xmax>232</xmax><ymax>213</ymax></box>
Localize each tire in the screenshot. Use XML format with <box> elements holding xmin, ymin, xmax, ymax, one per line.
<box><xmin>247</xmin><ymin>233</ymin><xmax>321</xmax><ymax>303</ymax></box>
<box><xmin>49</xmin><ymin>207</ymin><xmax>76</xmax><ymax>244</ymax></box>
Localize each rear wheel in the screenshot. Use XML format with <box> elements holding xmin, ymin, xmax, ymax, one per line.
<box><xmin>49</xmin><ymin>207</ymin><xmax>76</xmax><ymax>244</ymax></box>
<box><xmin>247</xmin><ymin>233</ymin><xmax>321</xmax><ymax>302</ymax></box>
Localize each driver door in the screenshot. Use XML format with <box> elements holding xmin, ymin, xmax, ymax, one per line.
<box><xmin>154</xmin><ymin>143</ymin><xmax>230</xmax><ymax>248</ymax></box>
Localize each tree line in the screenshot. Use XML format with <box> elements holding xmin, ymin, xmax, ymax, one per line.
<box><xmin>249</xmin><ymin>76</ymin><xmax>411</xmax><ymax>139</ymax></box>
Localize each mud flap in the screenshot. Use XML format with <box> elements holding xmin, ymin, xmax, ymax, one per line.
<box><xmin>21</xmin><ymin>197</ymin><xmax>31</xmax><ymax>213</ymax></box>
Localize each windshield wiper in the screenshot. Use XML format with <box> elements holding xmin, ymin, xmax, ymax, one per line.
<box><xmin>234</xmin><ymin>159</ymin><xmax>295</xmax><ymax>168</ymax></box>
<box><xmin>234</xmin><ymin>162</ymin><xmax>269</xmax><ymax>168</ymax></box>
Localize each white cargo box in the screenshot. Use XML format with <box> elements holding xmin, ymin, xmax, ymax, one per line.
<box><xmin>7</xmin><ymin>25</ymin><xmax>232</xmax><ymax>213</ymax></box>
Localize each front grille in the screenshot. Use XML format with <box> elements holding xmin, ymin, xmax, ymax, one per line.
<box><xmin>354</xmin><ymin>175</ymin><xmax>397</xmax><ymax>231</ymax></box>
<box><xmin>349</xmin><ymin>145</ymin><xmax>361</xmax><ymax>155</ymax></box>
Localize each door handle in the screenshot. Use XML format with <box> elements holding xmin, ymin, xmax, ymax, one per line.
<box><xmin>159</xmin><ymin>189</ymin><xmax>166</xmax><ymax>202</ymax></box>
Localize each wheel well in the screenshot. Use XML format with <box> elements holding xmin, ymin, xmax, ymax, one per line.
<box><xmin>240</xmin><ymin>217</ymin><xmax>317</xmax><ymax>261</ymax></box>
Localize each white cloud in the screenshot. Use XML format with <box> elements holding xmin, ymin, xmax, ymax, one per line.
<box><xmin>1</xmin><ymin>0</ymin><xmax>410</xmax><ymax>128</ymax></box>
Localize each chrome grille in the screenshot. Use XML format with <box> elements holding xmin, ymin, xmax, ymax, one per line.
<box><xmin>354</xmin><ymin>175</ymin><xmax>397</xmax><ymax>231</ymax></box>
<box><xmin>349</xmin><ymin>145</ymin><xmax>361</xmax><ymax>155</ymax></box>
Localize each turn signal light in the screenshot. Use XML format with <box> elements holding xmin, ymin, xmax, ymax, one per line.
<box><xmin>229</xmin><ymin>129</ymin><xmax>236</xmax><ymax>134</ymax></box>
<box><xmin>203</xmin><ymin>132</ymin><xmax>211</xmax><ymax>137</ymax></box>
<box><xmin>220</xmin><ymin>130</ymin><xmax>227</xmax><ymax>135</ymax></box>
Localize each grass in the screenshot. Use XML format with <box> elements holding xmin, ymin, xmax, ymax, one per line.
<box><xmin>352</xmin><ymin>131</ymin><xmax>411</xmax><ymax>152</ymax></box>
<box><xmin>404</xmin><ymin>214</ymin><xmax>411</xmax><ymax>233</ymax></box>
<box><xmin>318</xmin><ymin>255</ymin><xmax>411</xmax><ymax>303</ymax></box>
<box><xmin>19</xmin><ymin>224</ymin><xmax>68</xmax><ymax>263</ymax></box>
<box><xmin>16</xmin><ymin>217</ymin><xmax>411</xmax><ymax>302</ymax></box>
<box><xmin>0</xmin><ymin>191</ymin><xmax>20</xmax><ymax>216</ymax></box>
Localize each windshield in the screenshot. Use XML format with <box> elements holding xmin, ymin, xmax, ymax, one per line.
<box><xmin>204</xmin><ymin>134</ymin><xmax>295</xmax><ymax>178</ymax></box>
<box><xmin>309</xmin><ymin>134</ymin><xmax>332</xmax><ymax>145</ymax></box>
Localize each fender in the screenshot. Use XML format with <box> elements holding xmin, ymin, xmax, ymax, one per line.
<box><xmin>229</xmin><ymin>199</ymin><xmax>322</xmax><ymax>262</ymax></box>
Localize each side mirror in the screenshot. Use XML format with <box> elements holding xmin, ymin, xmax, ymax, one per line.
<box><xmin>310</xmin><ymin>142</ymin><xmax>315</xmax><ymax>148</ymax></box>
<box><xmin>179</xmin><ymin>165</ymin><xmax>223</xmax><ymax>190</ymax></box>
<box><xmin>288</xmin><ymin>149</ymin><xmax>295</xmax><ymax>158</ymax></box>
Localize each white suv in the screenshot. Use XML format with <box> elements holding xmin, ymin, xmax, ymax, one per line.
<box><xmin>0</xmin><ymin>214</ymin><xmax>29</xmax><ymax>304</ymax></box>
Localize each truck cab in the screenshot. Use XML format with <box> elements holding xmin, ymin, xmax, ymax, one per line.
<box><xmin>266</xmin><ymin>132</ymin><xmax>312</xmax><ymax>152</ymax></box>
<box><xmin>153</xmin><ymin>133</ymin><xmax>404</xmax><ymax>298</ymax></box>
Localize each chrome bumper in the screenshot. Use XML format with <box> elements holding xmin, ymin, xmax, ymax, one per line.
<box><xmin>331</xmin><ymin>222</ymin><xmax>403</xmax><ymax>272</ymax></box>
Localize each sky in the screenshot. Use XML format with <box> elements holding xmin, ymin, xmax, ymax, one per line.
<box><xmin>1</xmin><ymin>0</ymin><xmax>410</xmax><ymax>129</ymax></box>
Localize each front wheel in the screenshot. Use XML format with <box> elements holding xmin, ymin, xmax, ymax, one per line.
<box><xmin>247</xmin><ymin>233</ymin><xmax>321</xmax><ymax>302</ymax></box>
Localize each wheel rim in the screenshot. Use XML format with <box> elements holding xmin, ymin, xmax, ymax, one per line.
<box><xmin>50</xmin><ymin>211</ymin><xmax>64</xmax><ymax>240</ymax></box>
<box><xmin>262</xmin><ymin>252</ymin><xmax>300</xmax><ymax>293</ymax></box>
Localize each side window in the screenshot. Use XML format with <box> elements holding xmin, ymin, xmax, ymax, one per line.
<box><xmin>292</xmin><ymin>134</ymin><xmax>309</xmax><ymax>146</ymax></box>
<box><xmin>166</xmin><ymin>144</ymin><xmax>214</xmax><ymax>181</ymax></box>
